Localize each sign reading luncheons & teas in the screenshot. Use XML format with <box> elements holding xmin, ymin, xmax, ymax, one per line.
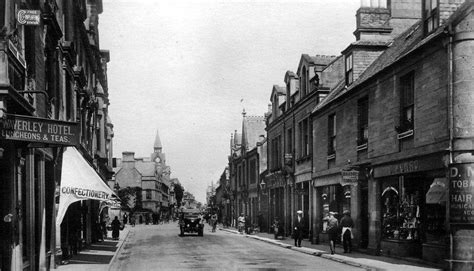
<box><xmin>449</xmin><ymin>163</ymin><xmax>474</xmax><ymax>224</ymax></box>
<box><xmin>0</xmin><ymin>114</ymin><xmax>79</xmax><ymax>146</ymax></box>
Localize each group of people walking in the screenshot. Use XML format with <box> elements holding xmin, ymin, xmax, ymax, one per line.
<box><xmin>234</xmin><ymin>209</ymin><xmax>354</xmax><ymax>255</ymax></box>
<box><xmin>293</xmin><ymin>209</ymin><xmax>354</xmax><ymax>255</ymax></box>
<box><xmin>324</xmin><ymin>210</ymin><xmax>354</xmax><ymax>254</ymax></box>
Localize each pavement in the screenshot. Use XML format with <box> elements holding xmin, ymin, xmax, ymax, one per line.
<box><xmin>55</xmin><ymin>226</ymin><xmax>131</xmax><ymax>271</ymax></box>
<box><xmin>219</xmin><ymin>226</ymin><xmax>444</xmax><ymax>271</ymax></box>
<box><xmin>52</xmin><ymin>224</ymin><xmax>444</xmax><ymax>271</ymax></box>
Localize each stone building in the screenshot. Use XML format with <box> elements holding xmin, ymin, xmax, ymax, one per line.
<box><xmin>228</xmin><ymin>111</ymin><xmax>266</xmax><ymax>227</ymax></box>
<box><xmin>0</xmin><ymin>0</ymin><xmax>113</xmax><ymax>269</ymax></box>
<box><xmin>265</xmin><ymin>55</ymin><xmax>336</xmax><ymax>237</ymax></box>
<box><xmin>113</xmin><ymin>131</ymin><xmax>171</xmax><ymax>223</ymax></box>
<box><xmin>309</xmin><ymin>0</ymin><xmax>474</xmax><ymax>268</ymax></box>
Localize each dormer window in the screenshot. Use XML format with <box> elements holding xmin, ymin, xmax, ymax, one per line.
<box><xmin>301</xmin><ymin>66</ymin><xmax>307</xmax><ymax>97</ymax></box>
<box><xmin>424</xmin><ymin>0</ymin><xmax>439</xmax><ymax>34</ymax></box>
<box><xmin>345</xmin><ymin>53</ymin><xmax>353</xmax><ymax>85</ymax></box>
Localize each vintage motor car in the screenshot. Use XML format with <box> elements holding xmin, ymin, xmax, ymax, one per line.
<box><xmin>179</xmin><ymin>208</ymin><xmax>204</xmax><ymax>236</ymax></box>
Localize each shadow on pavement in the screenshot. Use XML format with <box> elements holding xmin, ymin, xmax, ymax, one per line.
<box><xmin>67</xmin><ymin>254</ymin><xmax>113</xmax><ymax>265</ymax></box>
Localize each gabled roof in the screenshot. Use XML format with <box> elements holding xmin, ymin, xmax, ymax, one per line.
<box><xmin>297</xmin><ymin>54</ymin><xmax>337</xmax><ymax>74</ymax></box>
<box><xmin>284</xmin><ymin>71</ymin><xmax>297</xmax><ymax>83</ymax></box>
<box><xmin>242</xmin><ymin>116</ymin><xmax>266</xmax><ymax>151</ymax></box>
<box><xmin>312</xmin><ymin>1</ymin><xmax>474</xmax><ymax>114</ymax></box>
<box><xmin>135</xmin><ymin>161</ymin><xmax>156</xmax><ymax>177</ymax></box>
<box><xmin>269</xmin><ymin>85</ymin><xmax>286</xmax><ymax>100</ymax></box>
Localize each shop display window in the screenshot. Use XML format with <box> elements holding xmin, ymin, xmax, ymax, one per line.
<box><xmin>381</xmin><ymin>177</ymin><xmax>422</xmax><ymax>241</ymax></box>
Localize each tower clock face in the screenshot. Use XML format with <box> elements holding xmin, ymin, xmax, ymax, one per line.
<box><xmin>154</xmin><ymin>156</ymin><xmax>161</xmax><ymax>163</ymax></box>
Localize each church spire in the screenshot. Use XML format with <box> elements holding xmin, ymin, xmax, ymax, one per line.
<box><xmin>154</xmin><ymin>129</ymin><xmax>162</xmax><ymax>153</ymax></box>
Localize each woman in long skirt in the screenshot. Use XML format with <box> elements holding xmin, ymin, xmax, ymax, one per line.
<box><xmin>111</xmin><ymin>216</ymin><xmax>121</xmax><ymax>240</ymax></box>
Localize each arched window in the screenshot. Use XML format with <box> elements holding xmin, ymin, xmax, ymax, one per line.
<box><xmin>301</xmin><ymin>66</ymin><xmax>307</xmax><ymax>97</ymax></box>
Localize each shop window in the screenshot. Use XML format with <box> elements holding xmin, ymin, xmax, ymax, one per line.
<box><xmin>381</xmin><ymin>176</ymin><xmax>431</xmax><ymax>241</ymax></box>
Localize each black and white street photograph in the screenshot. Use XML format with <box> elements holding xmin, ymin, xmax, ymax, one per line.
<box><xmin>1</xmin><ymin>0</ymin><xmax>474</xmax><ymax>270</ymax></box>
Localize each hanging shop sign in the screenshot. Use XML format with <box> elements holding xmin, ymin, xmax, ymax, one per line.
<box><xmin>0</xmin><ymin>114</ymin><xmax>79</xmax><ymax>146</ymax></box>
<box><xmin>449</xmin><ymin>163</ymin><xmax>474</xmax><ymax>224</ymax></box>
<box><xmin>17</xmin><ymin>10</ymin><xmax>41</xmax><ymax>25</ymax></box>
<box><xmin>340</xmin><ymin>169</ymin><xmax>360</xmax><ymax>186</ymax></box>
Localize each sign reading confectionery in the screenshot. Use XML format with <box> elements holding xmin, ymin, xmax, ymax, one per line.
<box><xmin>0</xmin><ymin>114</ymin><xmax>79</xmax><ymax>146</ymax></box>
<box><xmin>449</xmin><ymin>163</ymin><xmax>474</xmax><ymax>224</ymax></box>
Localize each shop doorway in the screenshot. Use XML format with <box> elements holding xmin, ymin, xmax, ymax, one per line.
<box><xmin>360</xmin><ymin>185</ymin><xmax>369</xmax><ymax>248</ymax></box>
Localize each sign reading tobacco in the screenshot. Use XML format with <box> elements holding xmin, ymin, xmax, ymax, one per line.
<box><xmin>0</xmin><ymin>114</ymin><xmax>79</xmax><ymax>146</ymax></box>
<box><xmin>449</xmin><ymin>163</ymin><xmax>474</xmax><ymax>224</ymax></box>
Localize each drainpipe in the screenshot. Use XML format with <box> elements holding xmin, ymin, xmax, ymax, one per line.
<box><xmin>447</xmin><ymin>25</ymin><xmax>454</xmax><ymax>165</ymax></box>
<box><xmin>446</xmin><ymin>24</ymin><xmax>454</xmax><ymax>271</ymax></box>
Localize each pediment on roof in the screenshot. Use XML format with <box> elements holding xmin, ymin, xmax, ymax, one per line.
<box><xmin>269</xmin><ymin>85</ymin><xmax>286</xmax><ymax>100</ymax></box>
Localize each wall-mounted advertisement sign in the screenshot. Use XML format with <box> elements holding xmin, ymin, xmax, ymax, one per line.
<box><xmin>449</xmin><ymin>163</ymin><xmax>474</xmax><ymax>224</ymax></box>
<box><xmin>0</xmin><ymin>114</ymin><xmax>79</xmax><ymax>146</ymax></box>
<box><xmin>17</xmin><ymin>10</ymin><xmax>41</xmax><ymax>25</ymax></box>
<box><xmin>340</xmin><ymin>169</ymin><xmax>359</xmax><ymax>186</ymax></box>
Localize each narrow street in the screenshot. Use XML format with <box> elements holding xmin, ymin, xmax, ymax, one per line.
<box><xmin>111</xmin><ymin>223</ymin><xmax>363</xmax><ymax>270</ymax></box>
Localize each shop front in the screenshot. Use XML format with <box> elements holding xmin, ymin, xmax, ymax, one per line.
<box><xmin>313</xmin><ymin>167</ymin><xmax>368</xmax><ymax>247</ymax></box>
<box><xmin>0</xmin><ymin>114</ymin><xmax>80</xmax><ymax>270</ymax></box>
<box><xmin>265</xmin><ymin>171</ymin><xmax>287</xmax><ymax>235</ymax></box>
<box><xmin>373</xmin><ymin>155</ymin><xmax>448</xmax><ymax>264</ymax></box>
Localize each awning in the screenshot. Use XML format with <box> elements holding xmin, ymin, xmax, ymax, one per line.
<box><xmin>56</xmin><ymin>147</ymin><xmax>117</xmax><ymax>225</ymax></box>
<box><xmin>426</xmin><ymin>178</ymin><xmax>447</xmax><ymax>204</ymax></box>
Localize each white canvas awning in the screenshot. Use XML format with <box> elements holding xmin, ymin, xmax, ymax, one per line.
<box><xmin>56</xmin><ymin>147</ymin><xmax>117</xmax><ymax>225</ymax></box>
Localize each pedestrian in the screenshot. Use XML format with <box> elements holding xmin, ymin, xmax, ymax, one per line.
<box><xmin>211</xmin><ymin>213</ymin><xmax>218</xmax><ymax>232</ymax></box>
<box><xmin>123</xmin><ymin>213</ymin><xmax>128</xmax><ymax>225</ymax></box>
<box><xmin>293</xmin><ymin>210</ymin><xmax>304</xmax><ymax>247</ymax></box>
<box><xmin>257</xmin><ymin>212</ymin><xmax>264</xmax><ymax>232</ymax></box>
<box><xmin>237</xmin><ymin>213</ymin><xmax>245</xmax><ymax>234</ymax></box>
<box><xmin>324</xmin><ymin>211</ymin><xmax>339</xmax><ymax>254</ymax></box>
<box><xmin>245</xmin><ymin>215</ymin><xmax>251</xmax><ymax>234</ymax></box>
<box><xmin>111</xmin><ymin>216</ymin><xmax>121</xmax><ymax>240</ymax></box>
<box><xmin>340</xmin><ymin>210</ymin><xmax>354</xmax><ymax>253</ymax></box>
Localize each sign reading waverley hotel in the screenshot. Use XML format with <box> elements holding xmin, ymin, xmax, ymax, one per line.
<box><xmin>0</xmin><ymin>114</ymin><xmax>79</xmax><ymax>146</ymax></box>
<box><xmin>450</xmin><ymin>163</ymin><xmax>474</xmax><ymax>224</ymax></box>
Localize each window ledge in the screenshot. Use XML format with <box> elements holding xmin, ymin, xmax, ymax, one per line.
<box><xmin>296</xmin><ymin>155</ymin><xmax>311</xmax><ymax>163</ymax></box>
<box><xmin>397</xmin><ymin>129</ymin><xmax>413</xmax><ymax>140</ymax></box>
<box><xmin>356</xmin><ymin>142</ymin><xmax>368</xmax><ymax>152</ymax></box>
<box><xmin>327</xmin><ymin>153</ymin><xmax>335</xmax><ymax>160</ymax></box>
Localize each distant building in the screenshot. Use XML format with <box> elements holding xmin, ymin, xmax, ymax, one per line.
<box><xmin>113</xmin><ymin>130</ymin><xmax>172</xmax><ymax>222</ymax></box>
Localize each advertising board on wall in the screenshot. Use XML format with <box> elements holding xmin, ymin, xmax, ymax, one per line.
<box><xmin>449</xmin><ymin>163</ymin><xmax>474</xmax><ymax>224</ymax></box>
<box><xmin>0</xmin><ymin>114</ymin><xmax>79</xmax><ymax>146</ymax></box>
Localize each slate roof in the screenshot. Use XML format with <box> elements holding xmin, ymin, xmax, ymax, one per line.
<box><xmin>135</xmin><ymin>161</ymin><xmax>156</xmax><ymax>177</ymax></box>
<box><xmin>312</xmin><ymin>1</ymin><xmax>474</xmax><ymax>114</ymax></box>
<box><xmin>242</xmin><ymin>116</ymin><xmax>266</xmax><ymax>151</ymax></box>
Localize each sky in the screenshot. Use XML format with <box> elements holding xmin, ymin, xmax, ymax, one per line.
<box><xmin>100</xmin><ymin>0</ymin><xmax>361</xmax><ymax>203</ymax></box>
